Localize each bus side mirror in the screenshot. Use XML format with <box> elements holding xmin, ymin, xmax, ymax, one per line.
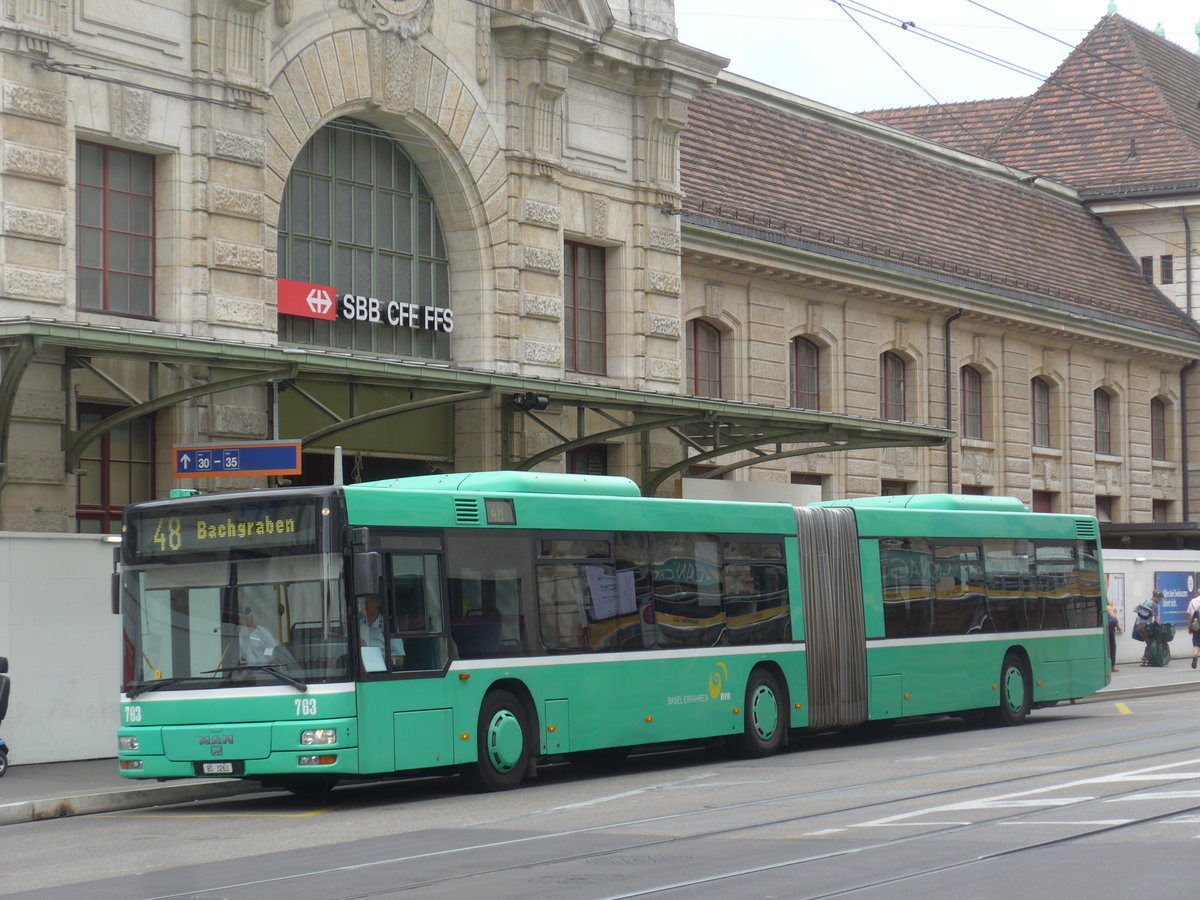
<box><xmin>353</xmin><ymin>550</ymin><xmax>383</xmax><ymax>599</ymax></box>
<box><xmin>111</xmin><ymin>546</ymin><xmax>121</xmax><ymax>615</ymax></box>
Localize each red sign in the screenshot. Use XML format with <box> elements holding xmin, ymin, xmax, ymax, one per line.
<box><xmin>277</xmin><ymin>278</ymin><xmax>337</xmax><ymax>321</ymax></box>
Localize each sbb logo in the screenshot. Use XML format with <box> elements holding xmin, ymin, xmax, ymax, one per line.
<box><xmin>277</xmin><ymin>278</ymin><xmax>337</xmax><ymax>321</ymax></box>
<box><xmin>305</xmin><ymin>288</ymin><xmax>333</xmax><ymax>316</ymax></box>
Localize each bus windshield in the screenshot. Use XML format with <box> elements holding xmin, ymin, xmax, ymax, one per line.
<box><xmin>120</xmin><ymin>492</ymin><xmax>350</xmax><ymax>693</ymax></box>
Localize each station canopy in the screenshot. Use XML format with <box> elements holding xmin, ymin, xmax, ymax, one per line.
<box><xmin>0</xmin><ymin>319</ymin><xmax>951</xmax><ymax>493</ymax></box>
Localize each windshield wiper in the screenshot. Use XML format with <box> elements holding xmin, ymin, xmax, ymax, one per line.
<box><xmin>127</xmin><ymin>678</ymin><xmax>191</xmax><ymax>700</ymax></box>
<box><xmin>202</xmin><ymin>665</ymin><xmax>308</xmax><ymax>692</ymax></box>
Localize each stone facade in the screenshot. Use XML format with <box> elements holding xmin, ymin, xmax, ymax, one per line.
<box><xmin>0</xmin><ymin>0</ymin><xmax>1195</xmax><ymax>534</ymax></box>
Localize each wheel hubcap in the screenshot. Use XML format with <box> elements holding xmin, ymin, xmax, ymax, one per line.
<box><xmin>1003</xmin><ymin>667</ymin><xmax>1025</xmax><ymax>713</ymax></box>
<box><xmin>485</xmin><ymin>709</ymin><xmax>523</xmax><ymax>772</ymax></box>
<box><xmin>751</xmin><ymin>685</ymin><xmax>779</xmax><ymax>740</ymax></box>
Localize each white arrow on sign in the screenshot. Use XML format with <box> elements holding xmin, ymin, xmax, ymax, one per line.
<box><xmin>179</xmin><ymin>452</ymin><xmax>192</xmax><ymax>470</ymax></box>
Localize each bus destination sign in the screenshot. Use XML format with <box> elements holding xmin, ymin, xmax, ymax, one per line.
<box><xmin>128</xmin><ymin>499</ymin><xmax>320</xmax><ymax>559</ymax></box>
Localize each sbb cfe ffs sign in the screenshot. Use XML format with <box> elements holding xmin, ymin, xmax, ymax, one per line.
<box><xmin>277</xmin><ymin>278</ymin><xmax>453</xmax><ymax>332</ymax></box>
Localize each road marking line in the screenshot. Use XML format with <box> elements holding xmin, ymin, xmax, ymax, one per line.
<box><xmin>997</xmin><ymin>819</ymin><xmax>1132</xmax><ymax>826</ymax></box>
<box><xmin>548</xmin><ymin>772</ymin><xmax>717</xmax><ymax>810</ymax></box>
<box><xmin>1116</xmin><ymin>702</ymin><xmax>1132</xmax><ymax>715</ymax></box>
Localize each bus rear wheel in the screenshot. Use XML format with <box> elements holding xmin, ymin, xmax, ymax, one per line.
<box><xmin>467</xmin><ymin>689</ymin><xmax>531</xmax><ymax>792</ymax></box>
<box><xmin>734</xmin><ymin>670</ymin><xmax>785</xmax><ymax>758</ymax></box>
<box><xmin>990</xmin><ymin>653</ymin><xmax>1031</xmax><ymax>726</ymax></box>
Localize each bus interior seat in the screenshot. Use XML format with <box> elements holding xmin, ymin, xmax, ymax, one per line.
<box><xmin>451</xmin><ymin>608</ymin><xmax>502</xmax><ymax>657</ymax></box>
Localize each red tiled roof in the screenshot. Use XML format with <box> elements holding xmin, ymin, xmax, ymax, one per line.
<box><xmin>866</xmin><ymin>15</ymin><xmax>1200</xmax><ymax>196</ymax></box>
<box><xmin>986</xmin><ymin>15</ymin><xmax>1200</xmax><ymax>193</ymax></box>
<box><xmin>680</xmin><ymin>85</ymin><xmax>1198</xmax><ymax>337</ymax></box>
<box><xmin>863</xmin><ymin>97</ymin><xmax>1028</xmax><ymax>156</ymax></box>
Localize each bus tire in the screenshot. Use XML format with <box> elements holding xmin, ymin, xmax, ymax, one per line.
<box><xmin>735</xmin><ymin>670</ymin><xmax>785</xmax><ymax>758</ymax></box>
<box><xmin>282</xmin><ymin>775</ymin><xmax>337</xmax><ymax>796</ymax></box>
<box><xmin>467</xmin><ymin>689</ymin><xmax>531</xmax><ymax>792</ymax></box>
<box><xmin>991</xmin><ymin>653</ymin><xmax>1031</xmax><ymax>726</ymax></box>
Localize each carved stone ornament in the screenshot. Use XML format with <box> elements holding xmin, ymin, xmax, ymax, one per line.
<box><xmin>340</xmin><ymin>0</ymin><xmax>433</xmax><ymax>36</ymax></box>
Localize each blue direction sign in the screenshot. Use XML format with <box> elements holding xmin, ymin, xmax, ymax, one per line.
<box><xmin>174</xmin><ymin>442</ymin><xmax>302</xmax><ymax>479</ymax></box>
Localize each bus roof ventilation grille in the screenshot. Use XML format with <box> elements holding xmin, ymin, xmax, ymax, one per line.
<box><xmin>1075</xmin><ymin>519</ymin><xmax>1099</xmax><ymax>540</ymax></box>
<box><xmin>454</xmin><ymin>498</ymin><xmax>483</xmax><ymax>525</ymax></box>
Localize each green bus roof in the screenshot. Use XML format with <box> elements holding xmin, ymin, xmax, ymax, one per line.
<box><xmin>356</xmin><ymin>471</ymin><xmax>642</xmax><ymax>498</ymax></box>
<box><xmin>812</xmin><ymin>494</ymin><xmax>1029</xmax><ymax>513</ymax></box>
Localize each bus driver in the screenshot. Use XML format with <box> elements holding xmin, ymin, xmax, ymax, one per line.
<box><xmin>360</xmin><ymin>595</ymin><xmax>405</xmax><ymax>670</ymax></box>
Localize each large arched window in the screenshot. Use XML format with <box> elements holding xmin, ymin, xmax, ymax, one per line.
<box><xmin>688</xmin><ymin>320</ymin><xmax>722</xmax><ymax>398</ymax></box>
<box><xmin>880</xmin><ymin>352</ymin><xmax>906</xmax><ymax>421</ymax></box>
<box><xmin>791</xmin><ymin>337</ymin><xmax>820</xmax><ymax>410</ymax></box>
<box><xmin>1031</xmin><ymin>377</ymin><xmax>1051</xmax><ymax>448</ymax></box>
<box><xmin>1151</xmin><ymin>396</ymin><xmax>1168</xmax><ymax>461</ymax></box>
<box><xmin>1093</xmin><ymin>388</ymin><xmax>1113</xmax><ymax>455</ymax></box>
<box><xmin>277</xmin><ymin>118</ymin><xmax>451</xmax><ymax>359</ymax></box>
<box><xmin>960</xmin><ymin>365</ymin><xmax>983</xmax><ymax>439</ymax></box>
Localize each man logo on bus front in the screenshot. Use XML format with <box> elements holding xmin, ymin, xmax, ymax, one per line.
<box><xmin>306</xmin><ymin>288</ymin><xmax>333</xmax><ymax>316</ymax></box>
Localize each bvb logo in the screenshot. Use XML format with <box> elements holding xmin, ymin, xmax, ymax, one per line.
<box><xmin>708</xmin><ymin>661</ymin><xmax>728</xmax><ymax>699</ymax></box>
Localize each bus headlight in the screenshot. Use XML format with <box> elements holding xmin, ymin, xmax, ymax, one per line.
<box><xmin>300</xmin><ymin>729</ymin><xmax>337</xmax><ymax>745</ymax></box>
<box><xmin>119</xmin><ymin>736</ymin><xmax>140</xmax><ymax>751</ymax></box>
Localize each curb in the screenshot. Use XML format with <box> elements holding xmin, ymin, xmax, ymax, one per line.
<box><xmin>0</xmin><ymin>779</ymin><xmax>267</xmax><ymax>827</ymax></box>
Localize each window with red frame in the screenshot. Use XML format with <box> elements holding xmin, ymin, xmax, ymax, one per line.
<box><xmin>688</xmin><ymin>320</ymin><xmax>722</xmax><ymax>398</ymax></box>
<box><xmin>77</xmin><ymin>142</ymin><xmax>155</xmax><ymax>316</ymax></box>
<box><xmin>960</xmin><ymin>365</ymin><xmax>983</xmax><ymax>439</ymax></box>
<box><xmin>564</xmin><ymin>242</ymin><xmax>606</xmax><ymax>375</ymax></box>
<box><xmin>1031</xmin><ymin>377</ymin><xmax>1051</xmax><ymax>448</ymax></box>
<box><xmin>879</xmin><ymin>352</ymin><xmax>906</xmax><ymax>421</ymax></box>
<box><xmin>791</xmin><ymin>336</ymin><xmax>820</xmax><ymax>410</ymax></box>
<box><xmin>76</xmin><ymin>403</ymin><xmax>155</xmax><ymax>534</ymax></box>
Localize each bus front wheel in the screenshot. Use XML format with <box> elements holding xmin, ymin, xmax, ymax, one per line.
<box><xmin>990</xmin><ymin>653</ymin><xmax>1031</xmax><ymax>726</ymax></box>
<box><xmin>467</xmin><ymin>689</ymin><xmax>531</xmax><ymax>792</ymax></box>
<box><xmin>734</xmin><ymin>670</ymin><xmax>785</xmax><ymax>758</ymax></box>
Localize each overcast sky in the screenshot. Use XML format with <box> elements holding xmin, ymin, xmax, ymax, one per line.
<box><xmin>673</xmin><ymin>1</ymin><xmax>1200</xmax><ymax>112</ymax></box>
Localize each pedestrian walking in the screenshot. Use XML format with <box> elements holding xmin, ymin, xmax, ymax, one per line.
<box><xmin>1106</xmin><ymin>600</ymin><xmax>1121</xmax><ymax>671</ymax></box>
<box><xmin>1186</xmin><ymin>590</ymin><xmax>1200</xmax><ymax>670</ymax></box>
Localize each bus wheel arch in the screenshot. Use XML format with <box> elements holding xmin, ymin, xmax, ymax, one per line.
<box><xmin>734</xmin><ymin>664</ymin><xmax>788</xmax><ymax>758</ymax></box>
<box><xmin>464</xmin><ymin>681</ymin><xmax>537</xmax><ymax>792</ymax></box>
<box><xmin>990</xmin><ymin>649</ymin><xmax>1032</xmax><ymax>726</ymax></box>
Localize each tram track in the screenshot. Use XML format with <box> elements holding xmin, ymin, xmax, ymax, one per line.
<box><xmin>141</xmin><ymin>708</ymin><xmax>1200</xmax><ymax>900</ymax></box>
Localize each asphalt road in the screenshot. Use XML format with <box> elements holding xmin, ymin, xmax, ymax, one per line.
<box><xmin>2</xmin><ymin>691</ymin><xmax>1198</xmax><ymax>899</ymax></box>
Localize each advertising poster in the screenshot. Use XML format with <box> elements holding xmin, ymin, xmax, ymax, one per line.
<box><xmin>1152</xmin><ymin>571</ymin><xmax>1199</xmax><ymax>628</ymax></box>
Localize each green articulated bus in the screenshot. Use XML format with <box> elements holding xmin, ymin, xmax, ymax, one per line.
<box><xmin>116</xmin><ymin>472</ymin><xmax>1108</xmax><ymax>793</ymax></box>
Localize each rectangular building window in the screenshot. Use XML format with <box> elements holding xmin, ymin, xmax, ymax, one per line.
<box><xmin>1094</xmin><ymin>389</ymin><xmax>1112</xmax><ymax>455</ymax></box>
<box><xmin>960</xmin><ymin>366</ymin><xmax>983</xmax><ymax>440</ymax></box>
<box><xmin>564</xmin><ymin>242</ymin><xmax>606</xmax><ymax>375</ymax></box>
<box><xmin>1031</xmin><ymin>378</ymin><xmax>1052</xmax><ymax>448</ymax></box>
<box><xmin>1140</xmin><ymin>256</ymin><xmax>1154</xmax><ymax>284</ymax></box>
<box><xmin>76</xmin><ymin>403</ymin><xmax>155</xmax><ymax>533</ymax></box>
<box><xmin>77</xmin><ymin>143</ymin><xmax>155</xmax><ymax>316</ymax></box>
<box><xmin>1151</xmin><ymin>397</ymin><xmax>1167</xmax><ymax>461</ymax></box>
<box><xmin>1161</xmin><ymin>255</ymin><xmax>1174</xmax><ymax>285</ymax></box>
<box><xmin>1031</xmin><ymin>490</ymin><xmax>1054</xmax><ymax>513</ymax></box>
<box><xmin>688</xmin><ymin>320</ymin><xmax>722</xmax><ymax>398</ymax></box>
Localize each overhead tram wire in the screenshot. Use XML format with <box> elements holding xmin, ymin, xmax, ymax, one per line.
<box><xmin>828</xmin><ymin>0</ymin><xmax>1197</xmax><ymax>257</ymax></box>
